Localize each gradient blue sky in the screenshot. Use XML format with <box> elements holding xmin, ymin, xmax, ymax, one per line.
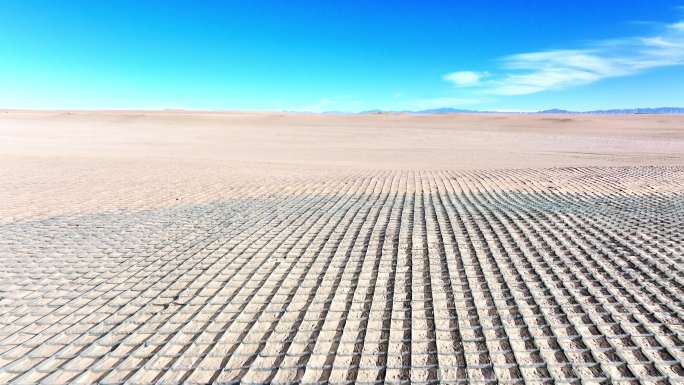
<box><xmin>1</xmin><ymin>0</ymin><xmax>684</xmax><ymax>111</ymax></box>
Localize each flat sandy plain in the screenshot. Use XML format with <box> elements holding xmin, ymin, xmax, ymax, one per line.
<box><xmin>1</xmin><ymin>110</ymin><xmax>684</xmax><ymax>384</ymax></box>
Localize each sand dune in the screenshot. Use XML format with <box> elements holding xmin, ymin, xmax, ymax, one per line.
<box><xmin>1</xmin><ymin>111</ymin><xmax>683</xmax><ymax>384</ymax></box>
<box><xmin>2</xmin><ymin>110</ymin><xmax>684</xmax><ymax>169</ymax></box>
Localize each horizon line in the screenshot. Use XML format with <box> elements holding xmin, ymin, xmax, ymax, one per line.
<box><xmin>2</xmin><ymin>106</ymin><xmax>684</xmax><ymax>115</ymax></box>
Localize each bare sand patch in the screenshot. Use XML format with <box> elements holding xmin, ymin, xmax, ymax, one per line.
<box><xmin>1</xmin><ymin>110</ymin><xmax>683</xmax><ymax>220</ymax></box>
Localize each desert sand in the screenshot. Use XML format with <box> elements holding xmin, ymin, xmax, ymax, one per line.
<box><xmin>1</xmin><ymin>110</ymin><xmax>683</xmax><ymax>384</ymax></box>
<box><xmin>1</xmin><ymin>110</ymin><xmax>683</xmax><ymax>221</ymax></box>
<box><xmin>2</xmin><ymin>110</ymin><xmax>684</xmax><ymax>169</ymax></box>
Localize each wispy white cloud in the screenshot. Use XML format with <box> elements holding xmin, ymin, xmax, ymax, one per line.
<box><xmin>671</xmin><ymin>21</ymin><xmax>684</xmax><ymax>31</ymax></box>
<box><xmin>445</xmin><ymin>19</ymin><xmax>684</xmax><ymax>95</ymax></box>
<box><xmin>443</xmin><ymin>71</ymin><xmax>488</xmax><ymax>86</ymax></box>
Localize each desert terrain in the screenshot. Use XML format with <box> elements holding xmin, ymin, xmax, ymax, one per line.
<box><xmin>1</xmin><ymin>110</ymin><xmax>684</xmax><ymax>384</ymax></box>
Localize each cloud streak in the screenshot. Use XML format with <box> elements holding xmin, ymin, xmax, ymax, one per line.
<box><xmin>446</xmin><ymin>19</ymin><xmax>684</xmax><ymax>95</ymax></box>
<box><xmin>443</xmin><ymin>71</ymin><xmax>488</xmax><ymax>86</ymax></box>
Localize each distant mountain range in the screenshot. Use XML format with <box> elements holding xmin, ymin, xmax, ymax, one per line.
<box><xmin>412</xmin><ymin>108</ymin><xmax>480</xmax><ymax>114</ymax></box>
<box><xmin>352</xmin><ymin>107</ymin><xmax>684</xmax><ymax>115</ymax></box>
<box><xmin>537</xmin><ymin>107</ymin><xmax>684</xmax><ymax>114</ymax></box>
<box><xmin>359</xmin><ymin>107</ymin><xmax>481</xmax><ymax>114</ymax></box>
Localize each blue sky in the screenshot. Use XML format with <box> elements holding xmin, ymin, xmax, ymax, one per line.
<box><xmin>1</xmin><ymin>0</ymin><xmax>683</xmax><ymax>111</ymax></box>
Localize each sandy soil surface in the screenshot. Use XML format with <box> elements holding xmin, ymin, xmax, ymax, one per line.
<box><xmin>1</xmin><ymin>110</ymin><xmax>683</xmax><ymax>221</ymax></box>
<box><xmin>2</xmin><ymin>110</ymin><xmax>684</xmax><ymax>169</ymax></box>
<box><xmin>1</xmin><ymin>110</ymin><xmax>683</xmax><ymax>384</ymax></box>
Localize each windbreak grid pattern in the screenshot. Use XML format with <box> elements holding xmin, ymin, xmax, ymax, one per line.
<box><xmin>1</xmin><ymin>166</ymin><xmax>683</xmax><ymax>385</ymax></box>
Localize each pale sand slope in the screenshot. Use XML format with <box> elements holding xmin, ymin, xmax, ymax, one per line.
<box><xmin>1</xmin><ymin>110</ymin><xmax>683</xmax><ymax>220</ymax></box>
<box><xmin>2</xmin><ymin>110</ymin><xmax>684</xmax><ymax>169</ymax></box>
